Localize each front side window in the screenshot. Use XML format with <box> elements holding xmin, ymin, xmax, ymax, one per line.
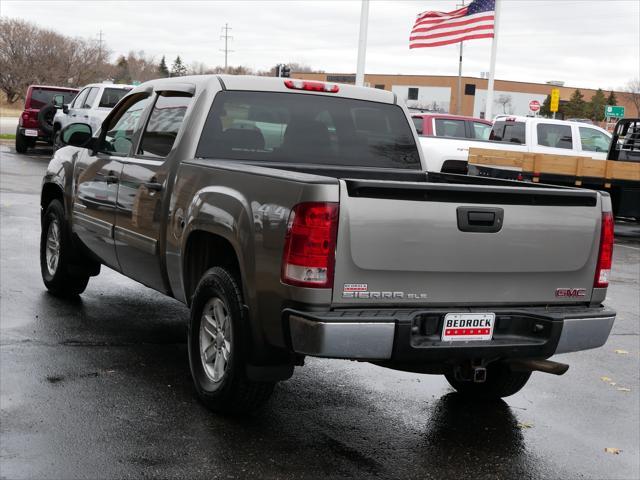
<box><xmin>490</xmin><ymin>121</ymin><xmax>526</xmax><ymax>144</ymax></box>
<box><xmin>537</xmin><ymin>123</ymin><xmax>573</xmax><ymax>149</ymax></box>
<box><xmin>196</xmin><ymin>91</ymin><xmax>420</xmax><ymax>169</ymax></box>
<box><xmin>100</xmin><ymin>96</ymin><xmax>150</xmax><ymax>155</ymax></box>
<box><xmin>81</xmin><ymin>88</ymin><xmax>99</xmax><ymax>109</ymax></box>
<box><xmin>579</xmin><ymin>127</ymin><xmax>610</xmax><ymax>153</ymax></box>
<box><xmin>138</xmin><ymin>94</ymin><xmax>192</xmax><ymax>158</ymax></box>
<box><xmin>473</xmin><ymin>122</ymin><xmax>491</xmax><ymax>140</ymax></box>
<box><xmin>434</xmin><ymin>119</ymin><xmax>466</xmax><ymax>138</ymax></box>
<box><xmin>99</xmin><ymin>88</ymin><xmax>131</xmax><ymax>108</ymax></box>
<box><xmin>71</xmin><ymin>88</ymin><xmax>89</xmax><ymax>109</ymax></box>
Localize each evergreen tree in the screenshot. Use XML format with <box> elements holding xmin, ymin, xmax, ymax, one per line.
<box><xmin>170</xmin><ymin>56</ymin><xmax>187</xmax><ymax>77</ymax></box>
<box><xmin>114</xmin><ymin>55</ymin><xmax>131</xmax><ymax>84</ymax></box>
<box><xmin>606</xmin><ymin>90</ymin><xmax>617</xmax><ymax>106</ymax></box>
<box><xmin>588</xmin><ymin>89</ymin><xmax>607</xmax><ymax>121</ymax></box>
<box><xmin>564</xmin><ymin>89</ymin><xmax>587</xmax><ymax>118</ymax></box>
<box><xmin>540</xmin><ymin>94</ymin><xmax>552</xmax><ymax>117</ymax></box>
<box><xmin>158</xmin><ymin>55</ymin><xmax>169</xmax><ymax>77</ymax></box>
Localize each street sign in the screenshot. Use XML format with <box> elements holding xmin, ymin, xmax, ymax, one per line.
<box><xmin>550</xmin><ymin>88</ymin><xmax>560</xmax><ymax>113</ymax></box>
<box><xmin>605</xmin><ymin>105</ymin><xmax>625</xmax><ymax>118</ymax></box>
<box><xmin>529</xmin><ymin>100</ymin><xmax>541</xmax><ymax>112</ymax></box>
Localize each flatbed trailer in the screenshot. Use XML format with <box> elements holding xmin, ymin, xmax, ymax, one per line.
<box><xmin>467</xmin><ymin>119</ymin><xmax>640</xmax><ymax>218</ymax></box>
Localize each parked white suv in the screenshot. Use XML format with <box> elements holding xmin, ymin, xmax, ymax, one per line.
<box><xmin>52</xmin><ymin>83</ymin><xmax>133</xmax><ymax>146</ymax></box>
<box><xmin>419</xmin><ymin>116</ymin><xmax>611</xmax><ymax>173</ymax></box>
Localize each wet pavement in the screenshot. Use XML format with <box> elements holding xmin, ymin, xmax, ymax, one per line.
<box><xmin>1</xmin><ymin>143</ymin><xmax>639</xmax><ymax>479</ymax></box>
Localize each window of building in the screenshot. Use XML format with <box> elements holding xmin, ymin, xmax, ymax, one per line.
<box><xmin>374</xmin><ymin>84</ymin><xmax>385</xmax><ymax>90</ymax></box>
<box><xmin>408</xmin><ymin>88</ymin><xmax>419</xmax><ymax>100</ymax></box>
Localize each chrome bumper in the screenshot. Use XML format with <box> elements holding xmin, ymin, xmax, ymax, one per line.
<box><xmin>287</xmin><ymin>308</ymin><xmax>616</xmax><ymax>361</ymax></box>
<box><xmin>555</xmin><ymin>316</ymin><xmax>616</xmax><ymax>354</ymax></box>
<box><xmin>288</xmin><ymin>315</ymin><xmax>394</xmax><ymax>360</ymax></box>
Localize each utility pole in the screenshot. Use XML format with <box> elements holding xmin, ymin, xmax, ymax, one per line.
<box><xmin>456</xmin><ymin>0</ymin><xmax>465</xmax><ymax>115</ymax></box>
<box><xmin>220</xmin><ymin>23</ymin><xmax>233</xmax><ymax>73</ymax></box>
<box><xmin>98</xmin><ymin>29</ymin><xmax>104</xmax><ymax>63</ymax></box>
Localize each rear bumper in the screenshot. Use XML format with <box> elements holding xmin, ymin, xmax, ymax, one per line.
<box><xmin>17</xmin><ymin>126</ymin><xmax>49</xmax><ymax>141</ymax></box>
<box><xmin>285</xmin><ymin>306</ymin><xmax>615</xmax><ymax>362</ymax></box>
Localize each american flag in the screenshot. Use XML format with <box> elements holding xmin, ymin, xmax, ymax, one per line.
<box><xmin>410</xmin><ymin>0</ymin><xmax>495</xmax><ymax>49</ymax></box>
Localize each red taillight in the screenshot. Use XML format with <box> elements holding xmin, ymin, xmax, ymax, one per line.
<box><xmin>20</xmin><ymin>110</ymin><xmax>38</xmax><ymax>128</ymax></box>
<box><xmin>284</xmin><ymin>79</ymin><xmax>339</xmax><ymax>93</ymax></box>
<box><xmin>594</xmin><ymin>212</ymin><xmax>614</xmax><ymax>288</ymax></box>
<box><xmin>281</xmin><ymin>202</ymin><xmax>339</xmax><ymax>288</ymax></box>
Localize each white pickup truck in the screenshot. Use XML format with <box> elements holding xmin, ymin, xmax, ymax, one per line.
<box><xmin>419</xmin><ymin>116</ymin><xmax>612</xmax><ymax>173</ymax></box>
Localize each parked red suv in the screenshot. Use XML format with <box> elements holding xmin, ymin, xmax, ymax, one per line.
<box><xmin>16</xmin><ymin>85</ymin><xmax>78</xmax><ymax>153</ymax></box>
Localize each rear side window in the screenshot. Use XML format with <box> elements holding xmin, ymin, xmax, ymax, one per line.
<box><xmin>29</xmin><ymin>88</ymin><xmax>77</xmax><ymax>109</ymax></box>
<box><xmin>579</xmin><ymin>127</ymin><xmax>610</xmax><ymax>152</ymax></box>
<box><xmin>434</xmin><ymin>119</ymin><xmax>466</xmax><ymax>138</ymax></box>
<box><xmin>473</xmin><ymin>122</ymin><xmax>491</xmax><ymax>140</ymax></box>
<box><xmin>537</xmin><ymin>123</ymin><xmax>573</xmax><ymax>149</ymax></box>
<box><xmin>139</xmin><ymin>94</ymin><xmax>192</xmax><ymax>158</ymax></box>
<box><xmin>490</xmin><ymin>121</ymin><xmax>525</xmax><ymax>144</ymax></box>
<box><xmin>99</xmin><ymin>88</ymin><xmax>131</xmax><ymax>108</ymax></box>
<box><xmin>197</xmin><ymin>91</ymin><xmax>420</xmax><ymax>169</ymax></box>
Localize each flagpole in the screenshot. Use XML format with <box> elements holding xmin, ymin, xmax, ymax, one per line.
<box><xmin>484</xmin><ymin>0</ymin><xmax>501</xmax><ymax>120</ymax></box>
<box><xmin>355</xmin><ymin>0</ymin><xmax>370</xmax><ymax>87</ymax></box>
<box><xmin>456</xmin><ymin>0</ymin><xmax>466</xmax><ymax>115</ymax></box>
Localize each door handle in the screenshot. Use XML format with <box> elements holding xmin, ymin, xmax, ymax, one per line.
<box><xmin>144</xmin><ymin>182</ymin><xmax>163</xmax><ymax>191</ymax></box>
<box><xmin>457</xmin><ymin>207</ymin><xmax>504</xmax><ymax>233</ymax></box>
<box><xmin>105</xmin><ymin>175</ymin><xmax>119</xmax><ymax>184</ymax></box>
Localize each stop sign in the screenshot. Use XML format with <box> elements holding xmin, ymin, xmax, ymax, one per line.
<box><xmin>529</xmin><ymin>100</ymin><xmax>541</xmax><ymax>112</ymax></box>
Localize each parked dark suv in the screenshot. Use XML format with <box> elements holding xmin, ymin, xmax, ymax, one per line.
<box><xmin>15</xmin><ymin>85</ymin><xmax>78</xmax><ymax>153</ymax></box>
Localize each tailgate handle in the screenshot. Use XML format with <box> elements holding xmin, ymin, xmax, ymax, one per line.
<box><xmin>457</xmin><ymin>207</ymin><xmax>504</xmax><ymax>233</ymax></box>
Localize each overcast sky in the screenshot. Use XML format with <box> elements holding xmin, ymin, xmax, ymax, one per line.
<box><xmin>2</xmin><ymin>0</ymin><xmax>639</xmax><ymax>90</ymax></box>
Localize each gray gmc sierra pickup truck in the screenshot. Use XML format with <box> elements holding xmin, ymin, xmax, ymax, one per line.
<box><xmin>40</xmin><ymin>75</ymin><xmax>616</xmax><ymax>414</ymax></box>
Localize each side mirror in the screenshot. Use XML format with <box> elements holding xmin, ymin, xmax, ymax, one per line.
<box><xmin>52</xmin><ymin>94</ymin><xmax>64</xmax><ymax>108</ymax></box>
<box><xmin>62</xmin><ymin>104</ymin><xmax>69</xmax><ymax>114</ymax></box>
<box><xmin>60</xmin><ymin>123</ymin><xmax>94</xmax><ymax>148</ymax></box>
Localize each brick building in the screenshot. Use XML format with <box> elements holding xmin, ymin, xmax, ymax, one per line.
<box><xmin>293</xmin><ymin>73</ymin><xmax>636</xmax><ymax>120</ymax></box>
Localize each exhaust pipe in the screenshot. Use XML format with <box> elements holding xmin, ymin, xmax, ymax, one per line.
<box><xmin>508</xmin><ymin>359</ymin><xmax>570</xmax><ymax>376</ymax></box>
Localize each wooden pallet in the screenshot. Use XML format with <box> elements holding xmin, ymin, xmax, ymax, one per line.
<box><xmin>468</xmin><ymin>147</ymin><xmax>640</xmax><ymax>187</ymax></box>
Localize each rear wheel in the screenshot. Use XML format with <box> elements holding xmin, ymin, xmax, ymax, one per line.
<box><xmin>445</xmin><ymin>362</ymin><xmax>531</xmax><ymax>399</ymax></box>
<box><xmin>40</xmin><ymin>199</ymin><xmax>90</xmax><ymax>296</ymax></box>
<box><xmin>15</xmin><ymin>128</ymin><xmax>28</xmax><ymax>154</ymax></box>
<box><xmin>188</xmin><ymin>267</ymin><xmax>275</xmax><ymax>414</ymax></box>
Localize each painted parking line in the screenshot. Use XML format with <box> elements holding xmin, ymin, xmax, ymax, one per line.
<box><xmin>615</xmin><ymin>243</ymin><xmax>640</xmax><ymax>251</ymax></box>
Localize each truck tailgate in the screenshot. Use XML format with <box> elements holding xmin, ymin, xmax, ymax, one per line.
<box><xmin>332</xmin><ymin>179</ymin><xmax>602</xmax><ymax>306</ymax></box>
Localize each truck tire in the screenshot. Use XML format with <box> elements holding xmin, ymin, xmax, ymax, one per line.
<box><xmin>15</xmin><ymin>128</ymin><xmax>28</xmax><ymax>154</ymax></box>
<box><xmin>445</xmin><ymin>362</ymin><xmax>531</xmax><ymax>399</ymax></box>
<box><xmin>188</xmin><ymin>267</ymin><xmax>275</xmax><ymax>414</ymax></box>
<box><xmin>40</xmin><ymin>199</ymin><xmax>90</xmax><ymax>296</ymax></box>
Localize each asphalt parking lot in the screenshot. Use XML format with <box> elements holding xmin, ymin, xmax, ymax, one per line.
<box><xmin>1</xmin><ymin>143</ymin><xmax>639</xmax><ymax>480</ymax></box>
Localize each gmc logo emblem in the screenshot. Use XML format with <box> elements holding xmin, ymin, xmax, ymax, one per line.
<box><xmin>555</xmin><ymin>288</ymin><xmax>587</xmax><ymax>297</ymax></box>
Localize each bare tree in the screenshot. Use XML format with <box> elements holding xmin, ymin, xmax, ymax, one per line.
<box><xmin>496</xmin><ymin>94</ymin><xmax>513</xmax><ymax>114</ymax></box>
<box><xmin>624</xmin><ymin>78</ymin><xmax>640</xmax><ymax>116</ymax></box>
<box><xmin>0</xmin><ymin>18</ymin><xmax>111</xmax><ymax>102</ymax></box>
